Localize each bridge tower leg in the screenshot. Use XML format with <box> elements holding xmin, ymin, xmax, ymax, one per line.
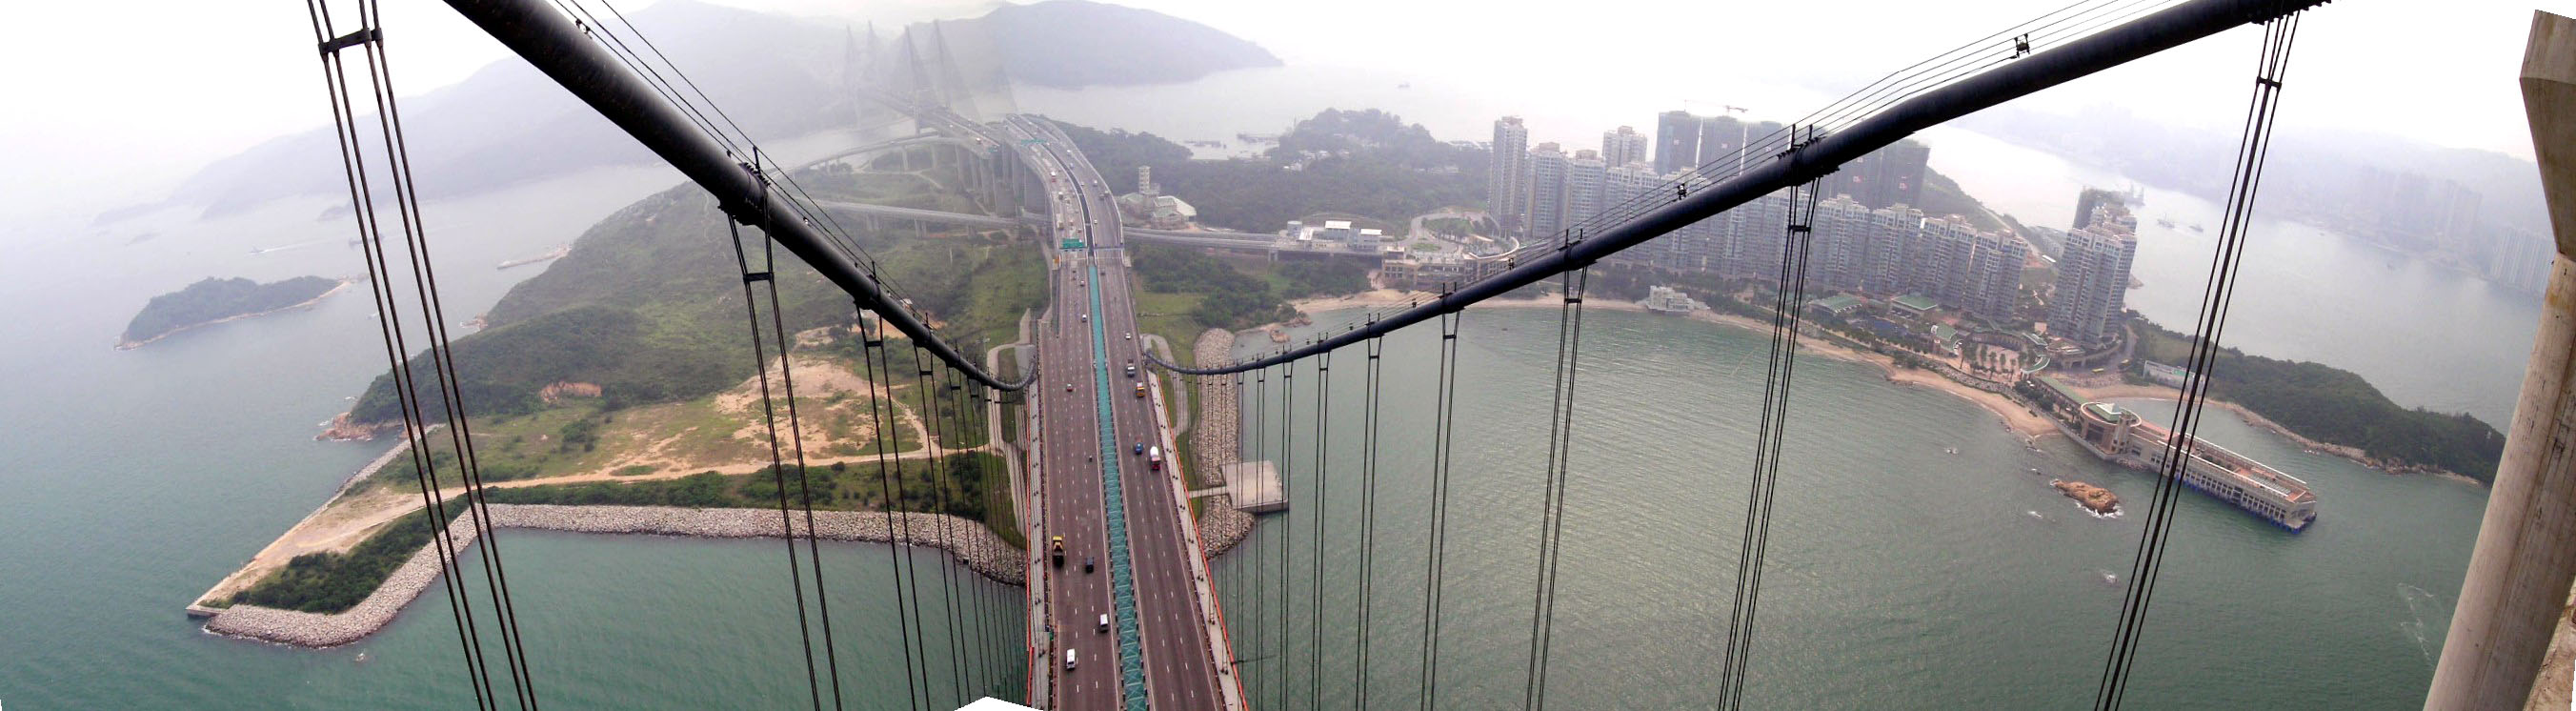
<box><xmin>2429</xmin><ymin>11</ymin><xmax>2576</xmax><ymax>709</ymax></box>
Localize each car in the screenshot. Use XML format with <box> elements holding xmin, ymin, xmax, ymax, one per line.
<box><xmin>1083</xmin><ymin>557</ymin><xmax>1096</xmax><ymax>573</ymax></box>
<box><xmin>1065</xmin><ymin>649</ymin><xmax>1077</xmax><ymax>670</ymax></box>
<box><xmin>1124</xmin><ymin>333</ymin><xmax>1132</xmax><ymax>340</ymax></box>
<box><xmin>1067</xmin><ymin>383</ymin><xmax>1075</xmax><ymax>392</ymax></box>
<box><xmin>1133</xmin><ymin>442</ymin><xmax>1144</xmax><ymax>455</ymax></box>
<box><xmin>1081</xmin><ymin>313</ymin><xmax>1088</xmax><ymax>321</ymax></box>
<box><xmin>1097</xmin><ymin>614</ymin><xmax>1110</xmax><ymax>633</ymax></box>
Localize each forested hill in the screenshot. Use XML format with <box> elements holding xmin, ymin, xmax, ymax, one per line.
<box><xmin>1056</xmin><ymin>109</ymin><xmax>1486</xmax><ymax>232</ymax></box>
<box><xmin>349</xmin><ymin>164</ymin><xmax>1043</xmax><ymax>424</ymax></box>
<box><xmin>121</xmin><ymin>275</ymin><xmax>341</xmax><ymax>347</ymax></box>
<box><xmin>2131</xmin><ymin>317</ymin><xmax>2506</xmax><ymax>482</ymax></box>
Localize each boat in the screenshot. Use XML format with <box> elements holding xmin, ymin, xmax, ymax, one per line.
<box><xmin>2155</xmin><ymin>217</ymin><xmax>2176</xmax><ymax>229</ymax></box>
<box><xmin>498</xmin><ymin>245</ymin><xmax>572</xmax><ymax>270</ymax></box>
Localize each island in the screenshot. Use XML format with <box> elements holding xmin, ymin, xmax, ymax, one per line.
<box><xmin>119</xmin><ymin>275</ymin><xmax>349</xmax><ymax>349</ymax></box>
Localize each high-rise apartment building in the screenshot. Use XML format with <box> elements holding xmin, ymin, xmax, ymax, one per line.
<box><xmin>1601</xmin><ymin>126</ymin><xmax>1649</xmax><ymax>169</ymax></box>
<box><xmin>1566</xmin><ymin>150</ymin><xmax>1607</xmax><ymax>234</ymax></box>
<box><xmin>1860</xmin><ymin>203</ymin><xmax>1925</xmax><ymax>295</ymax></box>
<box><xmin>2050</xmin><ymin>221</ymin><xmax>2139</xmax><ymax>347</ymax></box>
<box><xmin>1965</xmin><ymin>231</ymin><xmax>2027</xmax><ymax>325</ymax></box>
<box><xmin>1841</xmin><ymin>139</ymin><xmax>1930</xmax><ymax>210</ymax></box>
<box><xmin>1527</xmin><ymin>142</ymin><xmax>1571</xmax><ymax>240</ymax></box>
<box><xmin>1489</xmin><ymin>116</ymin><xmax>1531</xmax><ymax>237</ymax></box>
<box><xmin>1655</xmin><ymin>111</ymin><xmax>1702</xmax><ymax>177</ymax></box>
<box><xmin>2071</xmin><ymin>188</ymin><xmax>2125</xmax><ymax>231</ymax></box>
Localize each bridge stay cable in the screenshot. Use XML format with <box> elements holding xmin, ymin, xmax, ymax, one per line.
<box><xmin>1520</xmin><ymin>266</ymin><xmax>1592</xmax><ymax>711</ymax></box>
<box><xmin>1418</xmin><ymin>310</ymin><xmax>1464</xmax><ymax>711</ymax></box>
<box><xmin>2093</xmin><ymin>12</ymin><xmax>2301</xmax><ymax>710</ymax></box>
<box><xmin>303</xmin><ymin>2</ymin><xmax>505</xmax><ymax>706</ymax></box>
<box><xmin>725</xmin><ymin>221</ymin><xmax>840</xmax><ymax>711</ymax></box>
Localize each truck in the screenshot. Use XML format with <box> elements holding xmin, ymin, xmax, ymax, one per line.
<box><xmin>1050</xmin><ymin>536</ymin><xmax>1065</xmax><ymax>567</ymax></box>
<box><xmin>1147</xmin><ymin>446</ymin><xmax>1162</xmax><ymax>471</ymax></box>
<box><xmin>1133</xmin><ymin>382</ymin><xmax>1146</xmax><ymax>397</ymax></box>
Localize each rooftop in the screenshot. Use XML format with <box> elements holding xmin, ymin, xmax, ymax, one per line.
<box><xmin>1892</xmin><ymin>294</ymin><xmax>1939</xmax><ymax>312</ymax></box>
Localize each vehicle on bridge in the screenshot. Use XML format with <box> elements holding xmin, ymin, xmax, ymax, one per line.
<box><xmin>1097</xmin><ymin>614</ymin><xmax>1110</xmax><ymax>633</ymax></box>
<box><xmin>1084</xmin><ymin>557</ymin><xmax>1096</xmax><ymax>573</ymax></box>
<box><xmin>1133</xmin><ymin>382</ymin><xmax>1146</xmax><ymax>397</ymax></box>
<box><xmin>1125</xmin><ymin>362</ymin><xmax>1137</xmax><ymax>378</ymax></box>
<box><xmin>1148</xmin><ymin>446</ymin><xmax>1163</xmax><ymax>471</ymax></box>
<box><xmin>1050</xmin><ymin>535</ymin><xmax>1065</xmax><ymax>567</ymax></box>
<box><xmin>1064</xmin><ymin>649</ymin><xmax>1077</xmax><ymax>670</ymax></box>
<box><xmin>1133</xmin><ymin>442</ymin><xmax>1144</xmax><ymax>456</ymax></box>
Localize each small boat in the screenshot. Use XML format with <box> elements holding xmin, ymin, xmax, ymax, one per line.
<box><xmin>2026</xmin><ymin>510</ymin><xmax>2044</xmax><ymax>520</ymax></box>
<box><xmin>353</xmin><ymin>652</ymin><xmax>371</xmax><ymax>664</ymax></box>
<box><xmin>1942</xmin><ymin>447</ymin><xmax>1959</xmax><ymax>455</ymax></box>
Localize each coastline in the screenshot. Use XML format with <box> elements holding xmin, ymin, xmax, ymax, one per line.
<box><xmin>1283</xmin><ymin>289</ymin><xmax>2460</xmax><ymax>482</ymax></box>
<box><xmin>1283</xmin><ymin>291</ymin><xmax>2061</xmax><ymax>439</ymax></box>
<box><xmin>116</xmin><ymin>277</ymin><xmax>354</xmax><ymax>351</ymax></box>
<box><xmin>201</xmin><ymin>504</ymin><xmax>1024</xmax><ymax>648</ymax></box>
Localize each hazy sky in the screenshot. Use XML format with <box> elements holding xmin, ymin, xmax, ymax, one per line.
<box><xmin>3</xmin><ymin>0</ymin><xmax>2567</xmax><ymax>230</ymax></box>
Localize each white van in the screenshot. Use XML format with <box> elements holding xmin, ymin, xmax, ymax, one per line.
<box><xmin>1098</xmin><ymin>614</ymin><xmax>1111</xmax><ymax>633</ymax></box>
<box><xmin>1065</xmin><ymin>648</ymin><xmax>1077</xmax><ymax>670</ymax></box>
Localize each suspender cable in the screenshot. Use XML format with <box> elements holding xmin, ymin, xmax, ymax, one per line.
<box><xmin>2094</xmin><ymin>14</ymin><xmax>2300</xmax><ymax>709</ymax></box>
<box><xmin>911</xmin><ymin>352</ymin><xmax>973</xmax><ymax>706</ymax></box>
<box><xmin>958</xmin><ymin>380</ymin><xmax>998</xmax><ymax>700</ymax></box>
<box><xmin>1251</xmin><ymin>367</ymin><xmax>1271</xmax><ymax>705</ymax></box>
<box><xmin>1521</xmin><ymin>266</ymin><xmax>1592</xmax><ymax>711</ymax></box>
<box><xmin>1354</xmin><ymin>333</ymin><xmax>1387</xmax><ymax>710</ymax></box>
<box><xmin>1718</xmin><ymin>164</ymin><xmax>1830</xmax><ymax>710</ymax></box>
<box><xmin>1418</xmin><ymin>310</ymin><xmax>1464</xmax><ymax>711</ymax></box>
<box><xmin>1278</xmin><ymin>363</ymin><xmax>1297</xmax><ymax>711</ymax></box>
<box><xmin>726</xmin><ymin>222</ymin><xmax>835</xmax><ymax>711</ymax></box>
<box><xmin>304</xmin><ymin>3</ymin><xmax>494</xmax><ymax>704</ymax></box>
<box><xmin>1308</xmin><ymin>351</ymin><xmax>1336</xmax><ymax>709</ymax></box>
<box><xmin>856</xmin><ymin>323</ymin><xmax>927</xmax><ymax>711</ymax></box>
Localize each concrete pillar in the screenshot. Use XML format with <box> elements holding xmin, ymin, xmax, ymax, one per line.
<box><xmin>2427</xmin><ymin>11</ymin><xmax>2576</xmax><ymax>709</ymax></box>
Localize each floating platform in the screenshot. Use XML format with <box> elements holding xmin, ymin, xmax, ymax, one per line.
<box><xmin>1218</xmin><ymin>460</ymin><xmax>1285</xmax><ymax>513</ymax></box>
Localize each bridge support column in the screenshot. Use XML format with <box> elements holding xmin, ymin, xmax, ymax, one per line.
<box><xmin>2428</xmin><ymin>11</ymin><xmax>2576</xmax><ymax>709</ymax></box>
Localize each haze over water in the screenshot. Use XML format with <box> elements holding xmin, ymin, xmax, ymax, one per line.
<box><xmin>0</xmin><ymin>59</ymin><xmax>2518</xmax><ymax>708</ymax></box>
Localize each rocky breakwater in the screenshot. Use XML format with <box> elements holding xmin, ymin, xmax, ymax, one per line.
<box><xmin>206</xmin><ymin>504</ymin><xmax>1024</xmax><ymax>648</ymax></box>
<box><xmin>1190</xmin><ymin>329</ymin><xmax>1253</xmax><ymax>558</ymax></box>
<box><xmin>2052</xmin><ymin>479</ymin><xmax>2121</xmax><ymax>516</ymax></box>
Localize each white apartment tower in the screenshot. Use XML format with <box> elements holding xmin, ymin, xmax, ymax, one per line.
<box><xmin>1601</xmin><ymin>126</ymin><xmax>1649</xmax><ymax>170</ymax></box>
<box><xmin>1527</xmin><ymin>142</ymin><xmax>1571</xmax><ymax>240</ymax></box>
<box><xmin>1489</xmin><ymin>116</ymin><xmax>1531</xmax><ymax>237</ymax></box>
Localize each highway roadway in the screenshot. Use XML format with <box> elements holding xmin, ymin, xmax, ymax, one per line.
<box><xmin>1003</xmin><ymin>112</ymin><xmax>1229</xmax><ymax>710</ymax></box>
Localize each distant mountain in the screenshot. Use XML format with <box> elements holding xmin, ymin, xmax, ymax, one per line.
<box><xmin>154</xmin><ymin>0</ymin><xmax>847</xmax><ymax>221</ymax></box>
<box><xmin>936</xmin><ymin>0</ymin><xmax>1279</xmax><ymax>90</ymax></box>
<box><xmin>115</xmin><ymin>0</ymin><xmax>1278</xmax><ymax>226</ymax></box>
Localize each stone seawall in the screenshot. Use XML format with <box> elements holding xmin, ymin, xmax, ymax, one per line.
<box><xmin>204</xmin><ymin>504</ymin><xmax>1023</xmax><ymax>648</ymax></box>
<box><xmin>1186</xmin><ymin>328</ymin><xmax>1254</xmax><ymax>559</ymax></box>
